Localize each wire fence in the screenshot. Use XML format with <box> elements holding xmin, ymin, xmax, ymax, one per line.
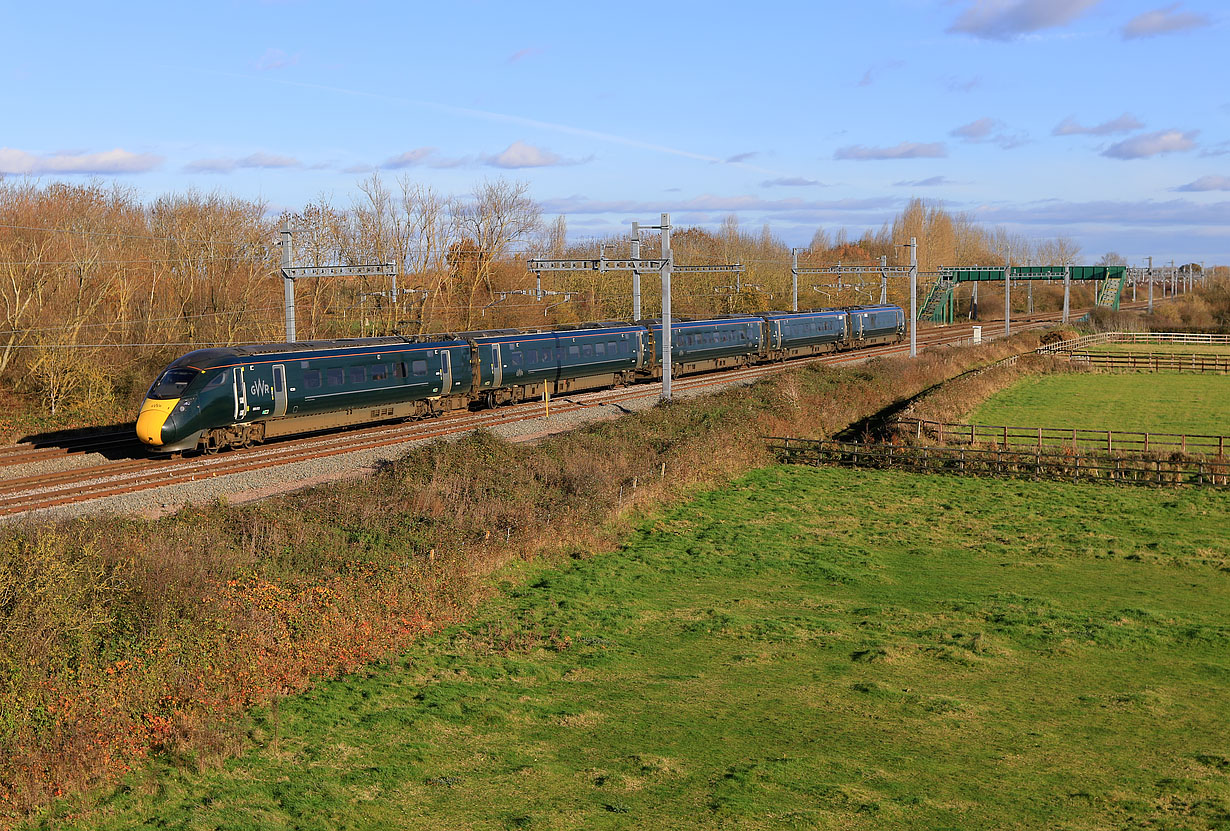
<box><xmin>766</xmin><ymin>437</ymin><xmax>1230</xmax><ymax>488</ymax></box>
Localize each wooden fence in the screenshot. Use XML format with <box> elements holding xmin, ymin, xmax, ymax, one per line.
<box><xmin>894</xmin><ymin>417</ymin><xmax>1229</xmax><ymax>457</ymax></box>
<box><xmin>766</xmin><ymin>437</ymin><xmax>1230</xmax><ymax>488</ymax></box>
<box><xmin>1059</xmin><ymin>351</ymin><xmax>1230</xmax><ymax>373</ymax></box>
<box><xmin>1037</xmin><ymin>331</ymin><xmax>1230</xmax><ymax>354</ymax></box>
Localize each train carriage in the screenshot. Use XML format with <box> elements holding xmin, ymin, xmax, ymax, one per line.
<box><xmin>641</xmin><ymin>315</ymin><xmax>764</xmax><ymax>377</ymax></box>
<box><xmin>138</xmin><ymin>336</ymin><xmax>470</xmax><ymax>453</ymax></box>
<box><xmin>468</xmin><ymin>323</ymin><xmax>644</xmax><ymax>405</ymax></box>
<box><xmin>846</xmin><ymin>305</ymin><xmax>906</xmax><ymax>344</ymax></box>
<box><xmin>762</xmin><ymin>310</ymin><xmax>849</xmax><ymax>359</ymax></box>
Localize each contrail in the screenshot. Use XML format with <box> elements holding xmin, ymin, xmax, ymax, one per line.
<box><xmin>183</xmin><ymin>67</ymin><xmax>787</xmax><ymax>176</ymax></box>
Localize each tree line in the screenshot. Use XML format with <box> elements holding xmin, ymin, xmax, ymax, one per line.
<box><xmin>0</xmin><ymin>175</ymin><xmax>1211</xmax><ymax>420</ymax></box>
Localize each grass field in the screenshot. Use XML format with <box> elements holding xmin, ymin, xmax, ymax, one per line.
<box><xmin>1085</xmin><ymin>342</ymin><xmax>1230</xmax><ymax>356</ymax></box>
<box><xmin>42</xmin><ymin>466</ymin><xmax>1230</xmax><ymax>831</ymax></box>
<box><xmin>967</xmin><ymin>373</ymin><xmax>1230</xmax><ymax>435</ymax></box>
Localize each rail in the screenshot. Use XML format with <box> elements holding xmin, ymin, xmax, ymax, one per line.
<box><xmin>893</xmin><ymin>417</ymin><xmax>1229</xmax><ymax>457</ymax></box>
<box><xmin>766</xmin><ymin>437</ymin><xmax>1230</xmax><ymax>488</ymax></box>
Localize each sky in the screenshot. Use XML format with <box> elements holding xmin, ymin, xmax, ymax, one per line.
<box><xmin>2</xmin><ymin>0</ymin><xmax>1227</xmax><ymax>266</ymax></box>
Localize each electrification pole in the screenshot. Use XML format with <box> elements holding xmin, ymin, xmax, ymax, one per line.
<box><xmin>791</xmin><ymin>248</ymin><xmax>800</xmax><ymax>312</ymax></box>
<box><xmin>1148</xmin><ymin>256</ymin><xmax>1154</xmax><ymax>312</ymax></box>
<box><xmin>281</xmin><ymin>221</ymin><xmax>295</xmax><ymax>342</ymax></box>
<box><xmin>660</xmin><ymin>213</ymin><xmax>673</xmax><ymax>401</ymax></box>
<box><xmin>1004</xmin><ymin>256</ymin><xmax>1011</xmax><ymax>338</ymax></box>
<box><xmin>1062</xmin><ymin>265</ymin><xmax>1071</xmax><ymax>324</ymax></box>
<box><xmin>909</xmin><ymin>237</ymin><xmax>918</xmax><ymax>357</ymax></box>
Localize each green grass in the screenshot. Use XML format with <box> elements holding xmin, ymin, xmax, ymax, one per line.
<box><xmin>41</xmin><ymin>466</ymin><xmax>1230</xmax><ymax>831</ymax></box>
<box><xmin>1085</xmin><ymin>342</ymin><xmax>1230</xmax><ymax>356</ymax></box>
<box><xmin>968</xmin><ymin>373</ymin><xmax>1230</xmax><ymax>435</ymax></box>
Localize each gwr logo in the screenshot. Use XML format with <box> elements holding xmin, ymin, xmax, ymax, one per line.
<box><xmin>250</xmin><ymin>378</ymin><xmax>272</xmax><ymax>397</ymax></box>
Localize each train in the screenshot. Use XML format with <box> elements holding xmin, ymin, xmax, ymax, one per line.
<box><xmin>136</xmin><ymin>304</ymin><xmax>906</xmax><ymax>453</ymax></box>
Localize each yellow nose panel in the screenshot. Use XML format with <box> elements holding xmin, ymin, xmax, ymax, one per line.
<box><xmin>136</xmin><ymin>398</ymin><xmax>178</xmax><ymax>446</ymax></box>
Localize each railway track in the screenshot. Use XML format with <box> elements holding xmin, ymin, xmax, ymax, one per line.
<box><xmin>0</xmin><ymin>306</ymin><xmax>1118</xmax><ymax>518</ymax></box>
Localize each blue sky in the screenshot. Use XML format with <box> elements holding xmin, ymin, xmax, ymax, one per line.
<box><xmin>2</xmin><ymin>0</ymin><xmax>1227</xmax><ymax>264</ymax></box>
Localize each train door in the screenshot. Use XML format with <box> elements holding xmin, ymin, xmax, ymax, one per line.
<box><xmin>233</xmin><ymin>368</ymin><xmax>248</xmax><ymax>420</ymax></box>
<box><xmin>441</xmin><ymin>350</ymin><xmax>453</xmax><ymax>393</ymax></box>
<box><xmin>271</xmin><ymin>364</ymin><xmax>287</xmax><ymax>417</ymax></box>
<box><xmin>491</xmin><ymin>343</ymin><xmax>504</xmax><ymax>387</ymax></box>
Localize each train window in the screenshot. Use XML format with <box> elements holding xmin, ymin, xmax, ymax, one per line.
<box><xmin>304</xmin><ymin>369</ymin><xmax>322</xmax><ymax>389</ymax></box>
<box><xmin>608</xmin><ymin>340</ymin><xmax>619</xmax><ymax>354</ymax></box>
<box><xmin>348</xmin><ymin>366</ymin><xmax>366</xmax><ymax>384</ymax></box>
<box><xmin>393</xmin><ymin>362</ymin><xmax>407</xmax><ymax>379</ymax></box>
<box><xmin>202</xmin><ymin>370</ymin><xmax>230</xmax><ymax>390</ymax></box>
<box><xmin>326</xmin><ymin>368</ymin><xmax>344</xmax><ymax>386</ymax></box>
<box><xmin>148</xmin><ymin>367</ymin><xmax>197</xmax><ymax>399</ymax></box>
<box><xmin>568</xmin><ymin>345</ymin><xmax>580</xmax><ymax>360</ymax></box>
<box><xmin>581</xmin><ymin>344</ymin><xmax>594</xmax><ymax>358</ymax></box>
<box><xmin>511</xmin><ymin>350</ymin><xmax>523</xmax><ymax>367</ymax></box>
<box><xmin>371</xmin><ymin>364</ymin><xmax>389</xmax><ymax>381</ymax></box>
<box><xmin>542</xmin><ymin>347</ymin><xmax>554</xmax><ymax>361</ymax></box>
<box><xmin>595</xmin><ymin>342</ymin><xmax>606</xmax><ymax>357</ymax></box>
<box><xmin>411</xmin><ymin>360</ymin><xmax>427</xmax><ymax>376</ymax></box>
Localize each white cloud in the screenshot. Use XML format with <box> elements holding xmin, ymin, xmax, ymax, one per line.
<box><xmin>483</xmin><ymin>141</ymin><xmax>586</xmax><ymax>168</ymax></box>
<box><xmin>1122</xmin><ymin>3</ymin><xmax>1211</xmax><ymax>38</ymax></box>
<box><xmin>1174</xmin><ymin>175</ymin><xmax>1230</xmax><ymax>192</ymax></box>
<box><xmin>951</xmin><ymin>118</ymin><xmax>998</xmax><ymax>140</ymax></box>
<box><xmin>857</xmin><ymin>60</ymin><xmax>904</xmax><ymax>87</ymax></box>
<box><xmin>0</xmin><ymin>147</ymin><xmax>162</xmax><ymax>174</ymax></box>
<box><xmin>540</xmin><ymin>194</ymin><xmax>897</xmax><ymax>215</ymax></box>
<box><xmin>762</xmin><ymin>177</ymin><xmax>824</xmax><ymax>187</ymax></box>
<box><xmin>1052</xmin><ymin>113</ymin><xmax>1144</xmax><ymax>136</ymax></box>
<box><xmin>506</xmin><ymin>48</ymin><xmax>542</xmax><ymax>63</ymax></box>
<box><xmin>948</xmin><ymin>0</ymin><xmax>1102</xmax><ymax>40</ymax></box>
<box><xmin>894</xmin><ymin>176</ymin><xmax>956</xmax><ymax>187</ymax></box>
<box><xmin>382</xmin><ymin>148</ymin><xmax>438</xmax><ymax>168</ymax></box>
<box><xmin>834</xmin><ymin>142</ymin><xmax>947</xmax><ymax>160</ymax></box>
<box><xmin>254</xmin><ymin>48</ymin><xmax>299</xmax><ymax>71</ymax></box>
<box><xmin>1102</xmin><ymin>129</ymin><xmax>1198</xmax><ymax>159</ymax></box>
<box><xmin>184</xmin><ymin>152</ymin><xmax>302</xmax><ymax>173</ymax></box>
<box><xmin>241</xmin><ymin>152</ymin><xmax>299</xmax><ymax>168</ymax></box>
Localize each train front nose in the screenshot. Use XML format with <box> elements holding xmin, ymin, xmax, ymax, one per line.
<box><xmin>136</xmin><ymin>398</ymin><xmax>178</xmax><ymax>446</ymax></box>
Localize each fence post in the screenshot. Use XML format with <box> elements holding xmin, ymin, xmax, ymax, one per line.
<box><xmin>970</xmin><ymin>424</ymin><xmax>975</xmax><ymax>446</ymax></box>
<box><xmin>1107</xmin><ymin>432</ymin><xmax>1112</xmax><ymax>453</ymax></box>
<box><xmin>1145</xmin><ymin>432</ymin><xmax>1150</xmax><ymax>453</ymax></box>
<box><xmin>1038</xmin><ymin>427</ymin><xmax>1043</xmax><ymax>450</ymax></box>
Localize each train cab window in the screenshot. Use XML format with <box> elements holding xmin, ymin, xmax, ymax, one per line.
<box><xmin>348</xmin><ymin>366</ymin><xmax>366</xmax><ymax>384</ymax></box>
<box><xmin>202</xmin><ymin>370</ymin><xmax>230</xmax><ymax>390</ymax></box>
<box><xmin>371</xmin><ymin>364</ymin><xmax>389</xmax><ymax>381</ymax></box>
<box><xmin>568</xmin><ymin>345</ymin><xmax>580</xmax><ymax>360</ymax></box>
<box><xmin>581</xmin><ymin>344</ymin><xmax>594</xmax><ymax>358</ymax></box>
<box><xmin>393</xmin><ymin>362</ymin><xmax>407</xmax><ymax>379</ymax></box>
<box><xmin>304</xmin><ymin>369</ymin><xmax>322</xmax><ymax>389</ymax></box>
<box><xmin>411</xmin><ymin>359</ymin><xmax>428</xmax><ymax>376</ymax></box>
<box><xmin>148</xmin><ymin>367</ymin><xmax>197</xmax><ymax>399</ymax></box>
<box><xmin>326</xmin><ymin>368</ymin><xmax>344</xmax><ymax>386</ymax></box>
<box><xmin>595</xmin><ymin>342</ymin><xmax>606</xmax><ymax>357</ymax></box>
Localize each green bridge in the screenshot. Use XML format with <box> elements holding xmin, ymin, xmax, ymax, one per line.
<box><xmin>920</xmin><ymin>265</ymin><xmax>1127</xmax><ymax>323</ymax></box>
